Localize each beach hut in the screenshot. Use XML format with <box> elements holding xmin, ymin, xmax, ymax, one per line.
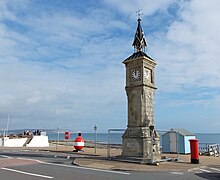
<box><xmin>162</xmin><ymin>129</ymin><xmax>196</xmax><ymax>154</ymax></box>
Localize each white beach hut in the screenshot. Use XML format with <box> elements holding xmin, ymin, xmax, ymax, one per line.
<box><xmin>162</xmin><ymin>129</ymin><xmax>196</xmax><ymax>154</ymax></box>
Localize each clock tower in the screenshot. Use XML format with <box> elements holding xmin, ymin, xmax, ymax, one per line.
<box><xmin>121</xmin><ymin>17</ymin><xmax>161</xmax><ymax>163</ymax></box>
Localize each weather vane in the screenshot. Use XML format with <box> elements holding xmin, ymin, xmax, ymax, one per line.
<box><xmin>136</xmin><ymin>8</ymin><xmax>143</xmax><ymax>19</ymax></box>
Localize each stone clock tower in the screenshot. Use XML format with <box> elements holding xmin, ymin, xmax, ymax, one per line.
<box><xmin>122</xmin><ymin>17</ymin><xmax>161</xmax><ymax>163</ymax></box>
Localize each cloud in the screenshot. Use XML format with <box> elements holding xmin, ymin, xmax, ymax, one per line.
<box><xmin>0</xmin><ymin>0</ymin><xmax>129</xmax><ymax>131</ymax></box>
<box><xmin>0</xmin><ymin>0</ymin><xmax>16</xmax><ymax>21</ymax></box>
<box><xmin>147</xmin><ymin>0</ymin><xmax>220</xmax><ymax>132</ymax></box>
<box><xmin>0</xmin><ymin>56</ymin><xmax>126</xmax><ymax>130</ymax></box>
<box><xmin>149</xmin><ymin>0</ymin><xmax>220</xmax><ymax>96</ymax></box>
<box><xmin>0</xmin><ymin>0</ymin><xmax>220</xmax><ymax>132</ymax></box>
<box><xmin>104</xmin><ymin>0</ymin><xmax>176</xmax><ymax>18</ymax></box>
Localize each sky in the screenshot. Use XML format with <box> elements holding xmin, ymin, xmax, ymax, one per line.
<box><xmin>0</xmin><ymin>0</ymin><xmax>220</xmax><ymax>133</ymax></box>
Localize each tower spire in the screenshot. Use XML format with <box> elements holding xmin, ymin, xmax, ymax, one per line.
<box><xmin>132</xmin><ymin>10</ymin><xmax>147</xmax><ymax>52</ymax></box>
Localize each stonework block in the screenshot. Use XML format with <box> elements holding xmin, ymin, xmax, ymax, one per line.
<box><xmin>122</xmin><ymin>127</ymin><xmax>161</xmax><ymax>161</ymax></box>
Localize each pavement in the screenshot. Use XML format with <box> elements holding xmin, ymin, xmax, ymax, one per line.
<box><xmin>0</xmin><ymin>143</ymin><xmax>219</xmax><ymax>173</ymax></box>
<box><xmin>40</xmin><ymin>143</ymin><xmax>220</xmax><ymax>172</ymax></box>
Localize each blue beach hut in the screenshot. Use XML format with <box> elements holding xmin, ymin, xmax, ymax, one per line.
<box><xmin>162</xmin><ymin>129</ymin><xmax>196</xmax><ymax>154</ymax></box>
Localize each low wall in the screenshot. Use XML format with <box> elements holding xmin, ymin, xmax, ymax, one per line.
<box><xmin>26</xmin><ymin>136</ymin><xmax>49</xmax><ymax>147</ymax></box>
<box><xmin>3</xmin><ymin>137</ymin><xmax>28</xmax><ymax>147</ymax></box>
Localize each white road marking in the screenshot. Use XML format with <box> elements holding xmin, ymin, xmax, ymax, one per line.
<box><xmin>1</xmin><ymin>167</ymin><xmax>54</xmax><ymax>179</ymax></box>
<box><xmin>200</xmin><ymin>169</ymin><xmax>211</xmax><ymax>173</ymax></box>
<box><xmin>194</xmin><ymin>171</ymin><xmax>202</xmax><ymax>174</ymax></box>
<box><xmin>17</xmin><ymin>157</ymin><xmax>130</xmax><ymax>175</ymax></box>
<box><xmin>210</xmin><ymin>167</ymin><xmax>220</xmax><ymax>172</ymax></box>
<box><xmin>42</xmin><ymin>162</ymin><xmax>130</xmax><ymax>175</ymax></box>
<box><xmin>188</xmin><ymin>166</ymin><xmax>206</xmax><ymax>172</ymax></box>
<box><xmin>17</xmin><ymin>157</ymin><xmax>42</xmax><ymax>163</ymax></box>
<box><xmin>0</xmin><ymin>155</ymin><xmax>13</xmax><ymax>159</ymax></box>
<box><xmin>170</xmin><ymin>172</ymin><xmax>184</xmax><ymax>175</ymax></box>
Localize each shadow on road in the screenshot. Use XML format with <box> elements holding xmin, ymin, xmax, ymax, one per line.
<box><xmin>195</xmin><ymin>173</ymin><xmax>220</xmax><ymax>180</ymax></box>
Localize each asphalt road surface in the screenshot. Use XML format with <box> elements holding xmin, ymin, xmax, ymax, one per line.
<box><xmin>0</xmin><ymin>150</ymin><xmax>219</xmax><ymax>180</ymax></box>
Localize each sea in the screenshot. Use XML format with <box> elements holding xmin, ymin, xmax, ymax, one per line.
<box><xmin>47</xmin><ymin>132</ymin><xmax>220</xmax><ymax>146</ymax></box>
<box><xmin>5</xmin><ymin>129</ymin><xmax>220</xmax><ymax>146</ymax></box>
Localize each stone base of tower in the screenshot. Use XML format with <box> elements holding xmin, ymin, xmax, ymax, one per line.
<box><xmin>121</xmin><ymin>127</ymin><xmax>161</xmax><ymax>163</ymax></box>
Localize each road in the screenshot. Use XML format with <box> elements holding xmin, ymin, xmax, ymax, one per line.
<box><xmin>0</xmin><ymin>150</ymin><xmax>219</xmax><ymax>180</ymax></box>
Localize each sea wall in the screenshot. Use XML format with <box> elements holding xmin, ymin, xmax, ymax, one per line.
<box><xmin>26</xmin><ymin>136</ymin><xmax>49</xmax><ymax>147</ymax></box>
<box><xmin>0</xmin><ymin>136</ymin><xmax>49</xmax><ymax>147</ymax></box>
<box><xmin>3</xmin><ymin>137</ymin><xmax>28</xmax><ymax>147</ymax></box>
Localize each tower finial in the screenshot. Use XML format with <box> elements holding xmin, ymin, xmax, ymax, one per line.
<box><xmin>132</xmin><ymin>9</ymin><xmax>147</xmax><ymax>52</ymax></box>
<box><xmin>136</xmin><ymin>8</ymin><xmax>143</xmax><ymax>20</ymax></box>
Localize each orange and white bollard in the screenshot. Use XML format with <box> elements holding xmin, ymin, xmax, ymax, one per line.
<box><xmin>73</xmin><ymin>132</ymin><xmax>84</xmax><ymax>152</ymax></box>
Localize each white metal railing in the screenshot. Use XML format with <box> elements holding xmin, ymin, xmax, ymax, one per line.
<box><xmin>199</xmin><ymin>143</ymin><xmax>219</xmax><ymax>156</ymax></box>
<box><xmin>107</xmin><ymin>128</ymin><xmax>125</xmax><ymax>159</ymax></box>
<box><xmin>208</xmin><ymin>144</ymin><xmax>219</xmax><ymax>157</ymax></box>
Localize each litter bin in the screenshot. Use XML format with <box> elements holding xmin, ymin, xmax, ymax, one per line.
<box><xmin>189</xmin><ymin>139</ymin><xmax>199</xmax><ymax>164</ymax></box>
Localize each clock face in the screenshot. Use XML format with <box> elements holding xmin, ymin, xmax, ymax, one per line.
<box><xmin>131</xmin><ymin>69</ymin><xmax>141</xmax><ymax>80</ymax></box>
<box><xmin>145</xmin><ymin>68</ymin><xmax>150</xmax><ymax>79</ymax></box>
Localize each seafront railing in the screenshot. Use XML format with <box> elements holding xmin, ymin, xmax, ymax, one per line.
<box><xmin>107</xmin><ymin>129</ymin><xmax>125</xmax><ymax>158</ymax></box>
<box><xmin>199</xmin><ymin>143</ymin><xmax>219</xmax><ymax>157</ymax></box>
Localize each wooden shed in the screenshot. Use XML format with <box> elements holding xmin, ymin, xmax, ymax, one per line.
<box><xmin>162</xmin><ymin>129</ymin><xmax>196</xmax><ymax>154</ymax></box>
